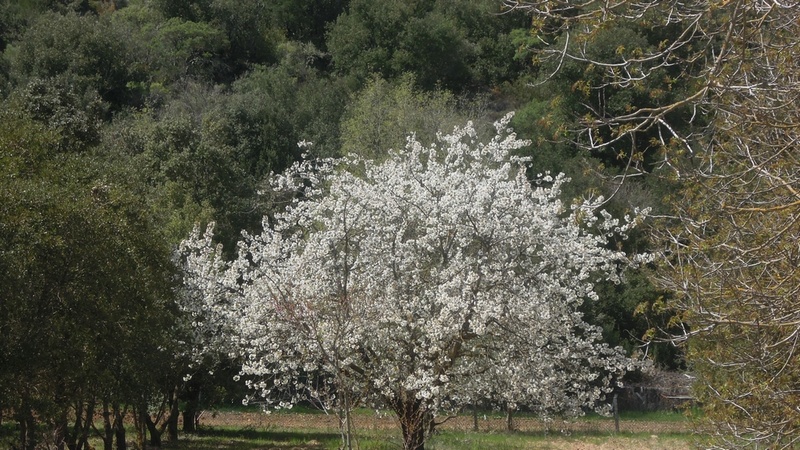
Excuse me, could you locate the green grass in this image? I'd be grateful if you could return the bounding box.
[1,408,699,450]
[582,408,700,422]
[151,427,697,450]
[0,426,698,450]
[161,427,342,449]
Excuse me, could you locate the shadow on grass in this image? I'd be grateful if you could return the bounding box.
[160,427,342,450]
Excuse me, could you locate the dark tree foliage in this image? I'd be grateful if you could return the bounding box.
[0,111,178,450]
[145,0,283,79]
[327,0,526,91]
[5,11,135,107]
[111,4,231,88]
[512,19,703,175]
[268,0,349,50]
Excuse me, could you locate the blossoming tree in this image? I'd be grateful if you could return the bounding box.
[180,114,645,450]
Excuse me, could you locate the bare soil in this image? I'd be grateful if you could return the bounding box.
[199,410,693,434]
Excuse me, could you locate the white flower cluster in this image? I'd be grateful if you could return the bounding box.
[179,113,645,419]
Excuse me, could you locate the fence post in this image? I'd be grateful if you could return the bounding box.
[613,393,620,433]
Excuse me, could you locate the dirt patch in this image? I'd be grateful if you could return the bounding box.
[543,436,695,450]
[199,410,694,434]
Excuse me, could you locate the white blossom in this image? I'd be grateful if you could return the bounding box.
[180,113,646,447]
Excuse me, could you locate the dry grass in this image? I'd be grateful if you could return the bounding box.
[200,409,694,434]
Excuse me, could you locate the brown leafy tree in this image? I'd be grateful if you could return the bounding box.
[504,1,800,447]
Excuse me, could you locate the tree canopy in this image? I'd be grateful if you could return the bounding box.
[179,116,646,450]
[505,0,800,446]
[0,111,178,450]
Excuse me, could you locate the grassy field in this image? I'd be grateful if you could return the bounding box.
[163,427,699,450]
[0,408,703,449]
[154,408,703,450]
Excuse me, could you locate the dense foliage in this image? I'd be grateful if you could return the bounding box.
[0,112,179,450]
[179,116,646,450]
[0,0,705,448]
[506,0,800,447]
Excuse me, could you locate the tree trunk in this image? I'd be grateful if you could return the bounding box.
[132,406,145,450]
[113,406,127,450]
[102,400,114,450]
[392,394,426,450]
[55,407,69,450]
[67,400,83,450]
[182,379,201,433]
[167,385,180,442]
[337,406,354,450]
[506,406,514,432]
[400,418,425,450]
[18,407,37,450]
[76,398,95,450]
[144,414,163,448]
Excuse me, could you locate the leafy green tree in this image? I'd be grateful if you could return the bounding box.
[152,17,229,83]
[327,0,524,91]
[141,0,282,77]
[146,0,348,53]
[209,45,350,167]
[340,75,478,161]
[146,0,210,22]
[212,3,276,72]
[6,76,106,152]
[426,0,528,86]
[97,95,245,247]
[266,0,348,50]
[0,0,104,52]
[1,9,147,152]
[112,4,230,87]
[0,0,41,52]
[98,51,349,249]
[0,111,178,450]
[4,11,135,106]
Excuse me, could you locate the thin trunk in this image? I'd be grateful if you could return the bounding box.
[67,400,81,450]
[102,400,114,450]
[113,406,127,450]
[18,407,37,450]
[338,394,354,450]
[400,417,425,450]
[55,407,69,450]
[77,398,95,450]
[55,383,70,450]
[167,385,179,442]
[424,411,435,437]
[472,405,479,432]
[132,405,146,450]
[138,387,178,448]
[505,406,514,432]
[181,409,199,433]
